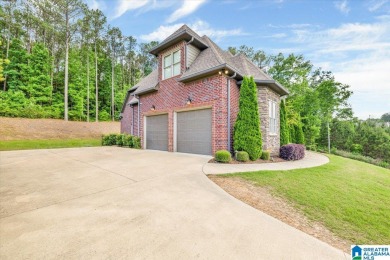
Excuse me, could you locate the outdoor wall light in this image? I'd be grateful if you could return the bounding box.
[224,69,229,74]
[151,105,155,111]
[186,96,192,105]
[218,71,222,75]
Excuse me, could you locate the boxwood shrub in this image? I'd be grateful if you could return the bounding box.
[279,144,305,161]
[261,151,270,160]
[116,134,124,146]
[236,151,249,162]
[215,150,231,163]
[102,134,141,149]
[132,137,141,149]
[102,133,118,146]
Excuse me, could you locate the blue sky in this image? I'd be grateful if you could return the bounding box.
[85,0,390,119]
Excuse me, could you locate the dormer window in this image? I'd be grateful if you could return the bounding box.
[163,50,181,79]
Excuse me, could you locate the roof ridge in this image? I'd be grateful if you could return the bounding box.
[240,53,272,80]
[203,36,226,64]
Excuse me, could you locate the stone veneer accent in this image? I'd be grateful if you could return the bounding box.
[258,86,281,155]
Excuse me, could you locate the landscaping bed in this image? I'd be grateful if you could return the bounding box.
[208,156,286,164]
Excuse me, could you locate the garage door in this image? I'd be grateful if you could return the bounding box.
[177,108,212,155]
[146,114,168,151]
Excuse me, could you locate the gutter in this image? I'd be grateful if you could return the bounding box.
[135,95,141,137]
[178,63,243,83]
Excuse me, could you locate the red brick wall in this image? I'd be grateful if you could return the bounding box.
[121,98,139,136]
[139,74,228,154]
[229,78,240,152]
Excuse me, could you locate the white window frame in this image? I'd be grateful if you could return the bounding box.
[163,50,181,80]
[269,100,277,135]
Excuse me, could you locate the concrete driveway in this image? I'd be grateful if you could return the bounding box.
[0,147,348,259]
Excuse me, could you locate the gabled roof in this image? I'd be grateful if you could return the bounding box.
[149,25,208,56]
[133,69,159,95]
[178,36,289,96]
[128,24,288,97]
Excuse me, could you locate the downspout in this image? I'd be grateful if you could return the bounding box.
[227,72,237,153]
[130,104,134,135]
[185,37,194,69]
[135,95,140,137]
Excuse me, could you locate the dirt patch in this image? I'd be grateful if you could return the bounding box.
[0,117,120,140]
[208,175,351,253]
[209,156,286,164]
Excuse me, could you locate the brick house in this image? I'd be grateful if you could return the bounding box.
[120,25,289,156]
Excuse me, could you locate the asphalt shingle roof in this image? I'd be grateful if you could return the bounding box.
[133,69,159,95]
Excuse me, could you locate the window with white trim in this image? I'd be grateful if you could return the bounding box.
[269,100,277,134]
[163,50,181,79]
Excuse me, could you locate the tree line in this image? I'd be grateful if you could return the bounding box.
[0,0,158,121]
[228,45,389,162]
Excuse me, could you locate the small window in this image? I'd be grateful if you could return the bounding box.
[269,100,277,134]
[163,50,181,79]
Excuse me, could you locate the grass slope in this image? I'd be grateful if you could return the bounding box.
[0,139,101,151]
[225,154,390,245]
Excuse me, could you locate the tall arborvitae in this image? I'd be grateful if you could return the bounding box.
[234,76,262,160]
[280,99,289,145]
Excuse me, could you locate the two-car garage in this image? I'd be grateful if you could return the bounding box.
[145,108,212,155]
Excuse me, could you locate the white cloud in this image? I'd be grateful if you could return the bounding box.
[140,20,244,42]
[166,0,207,23]
[368,0,389,12]
[267,16,390,119]
[85,0,106,10]
[263,33,287,38]
[334,0,350,14]
[113,0,150,19]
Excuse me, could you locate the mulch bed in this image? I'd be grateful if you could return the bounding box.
[209,156,286,164]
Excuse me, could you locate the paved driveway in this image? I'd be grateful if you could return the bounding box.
[0,147,348,259]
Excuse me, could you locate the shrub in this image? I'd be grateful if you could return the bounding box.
[102,134,118,146]
[350,144,363,154]
[261,151,270,160]
[280,144,305,161]
[132,137,141,149]
[236,151,249,162]
[215,150,231,163]
[116,134,124,146]
[122,134,133,147]
[233,76,262,160]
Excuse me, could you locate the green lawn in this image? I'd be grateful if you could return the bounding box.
[223,154,390,245]
[0,138,101,151]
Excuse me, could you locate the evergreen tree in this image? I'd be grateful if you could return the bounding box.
[280,99,289,145]
[4,39,30,94]
[296,123,305,144]
[28,43,52,106]
[234,76,262,160]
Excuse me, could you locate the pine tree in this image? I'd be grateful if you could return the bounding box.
[28,43,52,106]
[233,76,262,160]
[280,99,289,145]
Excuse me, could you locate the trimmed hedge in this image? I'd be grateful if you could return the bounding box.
[215,150,231,163]
[102,134,141,149]
[261,151,270,160]
[236,151,249,162]
[280,144,305,161]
